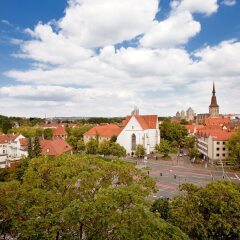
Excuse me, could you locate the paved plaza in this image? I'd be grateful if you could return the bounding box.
[133,155,240,198]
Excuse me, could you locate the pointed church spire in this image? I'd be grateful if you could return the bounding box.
[212,81,216,95]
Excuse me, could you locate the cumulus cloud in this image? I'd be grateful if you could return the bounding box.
[221,0,236,6]
[140,11,201,48]
[2,0,240,117]
[171,0,218,15]
[58,0,158,48]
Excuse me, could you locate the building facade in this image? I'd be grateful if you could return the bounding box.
[117,115,160,155]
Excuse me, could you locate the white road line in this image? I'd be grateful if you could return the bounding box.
[234,173,240,181]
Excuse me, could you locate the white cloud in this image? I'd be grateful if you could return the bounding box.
[2,0,240,117]
[171,0,218,16]
[58,0,158,48]
[222,0,236,6]
[140,11,201,48]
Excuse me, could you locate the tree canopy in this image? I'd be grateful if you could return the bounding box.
[160,119,188,144]
[168,181,240,240]
[0,155,188,239]
[227,127,240,167]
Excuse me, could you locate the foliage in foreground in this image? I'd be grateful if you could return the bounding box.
[168,182,240,240]
[0,155,188,240]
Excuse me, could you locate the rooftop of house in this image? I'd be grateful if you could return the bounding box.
[205,117,230,126]
[197,129,235,141]
[53,125,68,136]
[84,124,121,137]
[40,139,72,156]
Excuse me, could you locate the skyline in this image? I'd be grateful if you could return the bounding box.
[0,0,240,117]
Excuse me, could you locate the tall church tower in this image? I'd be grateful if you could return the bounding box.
[209,82,219,118]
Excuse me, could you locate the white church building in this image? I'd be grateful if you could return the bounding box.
[117,111,160,155]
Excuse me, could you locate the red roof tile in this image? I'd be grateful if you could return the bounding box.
[184,125,205,133]
[84,124,121,137]
[40,139,72,156]
[53,125,68,137]
[122,115,158,130]
[205,117,230,126]
[197,129,234,141]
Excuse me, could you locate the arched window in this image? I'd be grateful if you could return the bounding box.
[131,134,136,150]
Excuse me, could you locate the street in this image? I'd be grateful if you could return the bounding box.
[130,155,240,198]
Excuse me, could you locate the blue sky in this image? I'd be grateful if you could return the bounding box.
[0,0,240,117]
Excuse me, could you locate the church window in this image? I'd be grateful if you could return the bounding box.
[131,134,136,150]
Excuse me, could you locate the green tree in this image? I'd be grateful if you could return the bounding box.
[184,135,195,149]
[27,138,33,159]
[151,198,170,221]
[160,119,188,144]
[33,137,41,157]
[169,182,240,240]
[180,119,188,125]
[98,139,111,156]
[110,135,117,143]
[0,155,189,239]
[155,140,173,158]
[227,128,240,167]
[2,119,12,134]
[77,139,85,153]
[86,138,98,154]
[110,142,126,157]
[189,148,200,160]
[135,144,145,158]
[43,128,53,140]
[66,136,78,150]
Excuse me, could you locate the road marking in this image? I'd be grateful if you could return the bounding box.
[235,174,240,181]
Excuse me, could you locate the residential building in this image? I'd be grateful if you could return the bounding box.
[53,125,68,139]
[196,129,234,164]
[0,134,28,168]
[83,124,121,143]
[40,139,73,156]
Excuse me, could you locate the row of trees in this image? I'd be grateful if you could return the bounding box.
[84,138,126,157]
[0,155,188,239]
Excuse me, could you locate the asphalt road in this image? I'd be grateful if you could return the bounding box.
[131,155,240,198]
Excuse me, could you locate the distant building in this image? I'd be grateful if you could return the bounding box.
[0,134,28,168]
[186,107,195,121]
[176,111,181,120]
[196,113,210,125]
[40,139,72,156]
[83,124,121,143]
[180,110,185,120]
[209,82,220,118]
[53,125,68,140]
[131,106,140,116]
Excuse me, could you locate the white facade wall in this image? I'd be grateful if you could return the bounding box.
[117,116,160,155]
[196,136,228,164]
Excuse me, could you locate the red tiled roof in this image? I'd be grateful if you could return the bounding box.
[205,117,230,126]
[184,125,205,133]
[40,139,72,156]
[0,134,21,144]
[198,129,234,141]
[53,125,68,136]
[122,115,158,130]
[84,124,121,137]
[19,138,28,146]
